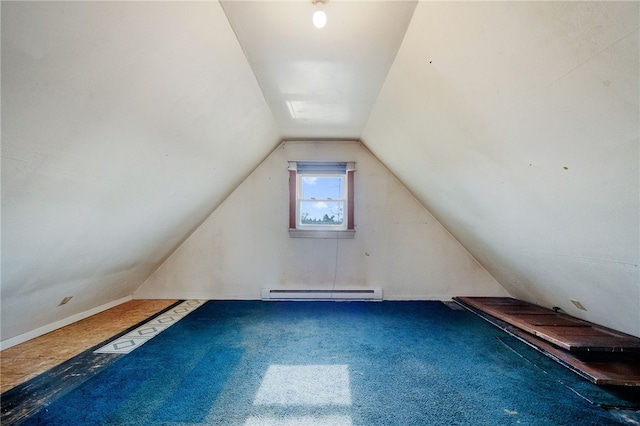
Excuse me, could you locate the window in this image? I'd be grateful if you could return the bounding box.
[299,172,345,229]
[289,161,355,238]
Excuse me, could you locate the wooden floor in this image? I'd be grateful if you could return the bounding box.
[0,299,178,394]
[454,296,640,386]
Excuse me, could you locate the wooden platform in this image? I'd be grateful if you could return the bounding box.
[453,297,640,386]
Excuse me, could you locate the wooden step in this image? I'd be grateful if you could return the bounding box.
[453,296,640,386]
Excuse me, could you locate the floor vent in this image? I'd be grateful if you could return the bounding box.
[261,288,382,301]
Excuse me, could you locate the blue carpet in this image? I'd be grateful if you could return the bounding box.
[19,301,638,425]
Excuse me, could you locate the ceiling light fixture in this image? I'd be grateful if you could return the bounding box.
[312,0,327,29]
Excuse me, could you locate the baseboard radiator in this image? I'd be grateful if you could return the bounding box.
[261,288,382,301]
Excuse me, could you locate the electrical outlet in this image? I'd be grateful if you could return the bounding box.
[570,299,587,311]
[58,296,73,306]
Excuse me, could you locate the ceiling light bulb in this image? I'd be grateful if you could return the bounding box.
[313,10,327,28]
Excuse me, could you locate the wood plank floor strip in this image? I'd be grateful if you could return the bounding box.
[455,297,640,352]
[453,296,640,387]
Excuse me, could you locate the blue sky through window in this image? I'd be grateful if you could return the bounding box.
[300,176,344,224]
[302,177,343,199]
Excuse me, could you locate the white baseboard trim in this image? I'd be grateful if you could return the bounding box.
[261,287,382,301]
[0,295,133,351]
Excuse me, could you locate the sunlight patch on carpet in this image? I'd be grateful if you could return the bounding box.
[254,365,351,406]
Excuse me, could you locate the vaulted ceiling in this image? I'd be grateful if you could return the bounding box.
[220,0,417,138]
[2,1,638,343]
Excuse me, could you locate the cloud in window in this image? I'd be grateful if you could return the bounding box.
[312,202,328,209]
[302,177,318,185]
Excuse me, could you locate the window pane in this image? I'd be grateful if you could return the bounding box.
[300,201,344,225]
[301,177,343,200]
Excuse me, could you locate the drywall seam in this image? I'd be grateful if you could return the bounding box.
[218,0,276,130]
[138,138,282,281]
[133,139,287,295]
[359,139,510,296]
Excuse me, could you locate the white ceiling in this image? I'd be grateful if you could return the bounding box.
[1,1,638,342]
[221,0,417,139]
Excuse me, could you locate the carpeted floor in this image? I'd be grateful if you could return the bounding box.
[10,301,640,425]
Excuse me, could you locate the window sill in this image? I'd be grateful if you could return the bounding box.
[289,229,355,239]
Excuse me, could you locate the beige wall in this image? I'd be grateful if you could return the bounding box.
[362,1,640,337]
[1,1,279,343]
[135,141,508,300]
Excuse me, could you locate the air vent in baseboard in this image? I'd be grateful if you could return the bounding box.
[261,288,382,301]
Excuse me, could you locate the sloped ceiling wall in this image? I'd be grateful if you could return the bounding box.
[1,1,279,340]
[362,1,640,336]
[2,0,639,344]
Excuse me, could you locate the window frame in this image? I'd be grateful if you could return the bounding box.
[297,173,347,231]
[288,161,355,239]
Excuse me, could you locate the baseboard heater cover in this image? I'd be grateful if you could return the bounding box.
[261,288,382,301]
